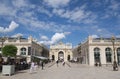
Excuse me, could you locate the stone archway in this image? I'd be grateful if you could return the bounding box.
[58,51,64,61]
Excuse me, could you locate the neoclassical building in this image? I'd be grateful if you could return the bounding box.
[0,36,49,63]
[80,36,120,66]
[50,42,73,61]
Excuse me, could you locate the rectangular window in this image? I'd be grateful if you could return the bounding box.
[28,47,31,55]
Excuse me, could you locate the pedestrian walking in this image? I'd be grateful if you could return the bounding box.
[56,60,59,67]
[34,62,38,71]
[41,61,44,70]
[62,61,65,66]
[30,61,35,73]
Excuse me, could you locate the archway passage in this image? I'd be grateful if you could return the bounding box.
[58,51,64,62]
[67,55,70,61]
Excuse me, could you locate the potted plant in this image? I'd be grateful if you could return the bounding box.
[2,45,17,76]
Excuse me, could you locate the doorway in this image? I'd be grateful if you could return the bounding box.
[58,51,64,62]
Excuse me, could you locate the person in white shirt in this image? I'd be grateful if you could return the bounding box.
[30,61,35,73]
[34,62,38,71]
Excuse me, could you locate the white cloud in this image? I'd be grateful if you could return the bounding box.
[17,13,77,32]
[116,35,120,38]
[21,11,34,18]
[53,6,97,24]
[64,32,71,35]
[41,35,49,40]
[40,32,71,45]
[91,35,99,38]
[12,0,28,8]
[37,6,52,17]
[0,21,19,33]
[51,33,65,43]
[12,33,23,38]
[103,0,120,19]
[0,3,16,16]
[0,27,4,32]
[97,29,102,32]
[53,9,65,15]
[109,0,120,11]
[0,0,112,39]
[83,25,112,37]
[44,0,70,8]
[101,14,110,19]
[0,0,84,33]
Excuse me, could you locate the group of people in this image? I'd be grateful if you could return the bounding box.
[95,62,101,67]
[56,60,66,67]
[30,61,44,73]
[30,60,66,73]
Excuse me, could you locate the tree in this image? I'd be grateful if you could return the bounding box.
[2,45,17,57]
[2,45,17,64]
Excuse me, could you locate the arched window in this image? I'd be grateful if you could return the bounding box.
[105,48,112,63]
[94,47,100,63]
[117,48,120,65]
[20,47,26,55]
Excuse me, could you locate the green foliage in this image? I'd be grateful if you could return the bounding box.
[2,45,17,57]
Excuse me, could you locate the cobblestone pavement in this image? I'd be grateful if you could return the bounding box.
[0,62,120,79]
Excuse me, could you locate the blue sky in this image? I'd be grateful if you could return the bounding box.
[0,0,120,47]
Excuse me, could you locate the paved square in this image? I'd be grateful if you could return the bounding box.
[0,62,120,79]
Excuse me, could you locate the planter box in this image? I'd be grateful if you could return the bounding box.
[2,65,15,76]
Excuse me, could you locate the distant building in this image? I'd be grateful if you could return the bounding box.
[72,45,82,63]
[0,36,49,63]
[50,42,73,61]
[80,36,120,66]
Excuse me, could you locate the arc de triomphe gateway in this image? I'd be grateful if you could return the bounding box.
[50,42,73,61]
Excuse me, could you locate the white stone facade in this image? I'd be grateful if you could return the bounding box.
[50,42,73,61]
[80,36,120,66]
[0,36,49,63]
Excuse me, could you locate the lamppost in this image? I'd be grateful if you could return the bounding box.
[0,37,5,55]
[111,36,118,71]
[1,37,5,48]
[0,37,6,65]
[0,37,7,57]
[77,44,82,63]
